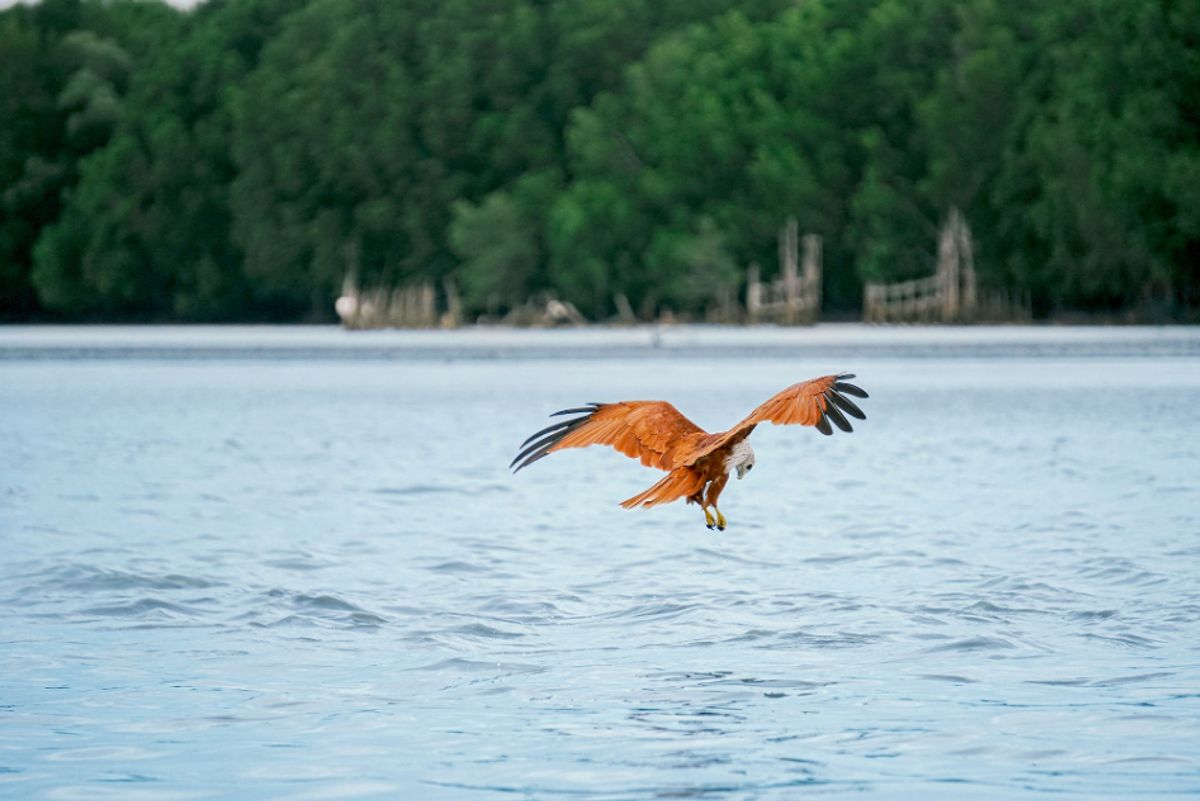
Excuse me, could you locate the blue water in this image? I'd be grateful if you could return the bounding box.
[2,325,1199,800]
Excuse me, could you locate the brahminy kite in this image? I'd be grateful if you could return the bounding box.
[512,373,868,530]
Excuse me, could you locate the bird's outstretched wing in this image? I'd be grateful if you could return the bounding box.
[511,401,708,473]
[681,373,868,465]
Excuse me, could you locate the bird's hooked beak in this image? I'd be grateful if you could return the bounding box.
[736,464,749,480]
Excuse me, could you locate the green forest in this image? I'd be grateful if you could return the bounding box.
[2,0,1197,323]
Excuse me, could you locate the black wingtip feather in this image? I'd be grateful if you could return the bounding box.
[511,424,580,471]
[521,419,573,448]
[815,415,833,436]
[510,430,566,469]
[823,395,853,432]
[550,406,596,417]
[514,450,552,472]
[512,405,600,472]
[828,391,866,420]
[834,381,869,399]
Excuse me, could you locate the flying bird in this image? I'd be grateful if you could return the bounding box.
[511,373,868,530]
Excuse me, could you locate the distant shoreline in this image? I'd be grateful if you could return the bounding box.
[2,323,1197,362]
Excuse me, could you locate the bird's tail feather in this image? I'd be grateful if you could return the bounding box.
[620,467,704,509]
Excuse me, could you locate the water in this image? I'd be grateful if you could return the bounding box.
[2,325,1199,800]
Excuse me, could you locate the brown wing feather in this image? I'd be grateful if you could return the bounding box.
[680,373,868,466]
[511,401,708,473]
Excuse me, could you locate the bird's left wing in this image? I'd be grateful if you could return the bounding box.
[511,401,708,473]
[681,373,868,466]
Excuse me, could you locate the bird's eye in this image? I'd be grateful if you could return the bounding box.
[746,464,753,471]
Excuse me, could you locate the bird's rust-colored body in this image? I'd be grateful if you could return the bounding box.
[512,373,868,530]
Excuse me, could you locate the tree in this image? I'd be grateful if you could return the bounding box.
[553,6,858,315]
[449,188,540,313]
[31,0,293,319]
[0,7,62,318]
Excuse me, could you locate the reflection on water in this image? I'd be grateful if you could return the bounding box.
[1,326,1199,800]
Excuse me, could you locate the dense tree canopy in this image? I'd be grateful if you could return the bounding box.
[1,0,1196,321]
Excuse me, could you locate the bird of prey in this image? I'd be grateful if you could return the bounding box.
[511,373,868,530]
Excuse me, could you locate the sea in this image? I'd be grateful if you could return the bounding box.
[1,324,1198,800]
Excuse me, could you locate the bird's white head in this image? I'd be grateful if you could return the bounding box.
[726,440,756,480]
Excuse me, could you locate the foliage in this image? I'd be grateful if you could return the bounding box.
[0,0,1196,321]
[449,189,539,312]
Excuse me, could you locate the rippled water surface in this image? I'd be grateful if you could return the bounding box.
[2,325,1199,800]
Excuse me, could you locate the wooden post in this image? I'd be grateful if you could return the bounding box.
[442,277,462,327]
[801,233,822,318]
[939,209,960,321]
[956,210,976,320]
[779,217,799,323]
[420,281,436,326]
[746,263,762,322]
[357,291,374,327]
[614,293,636,324]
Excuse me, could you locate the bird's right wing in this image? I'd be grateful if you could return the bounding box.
[511,401,708,473]
[681,373,868,466]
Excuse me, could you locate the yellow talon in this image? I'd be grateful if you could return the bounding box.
[715,509,727,531]
[703,507,716,529]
